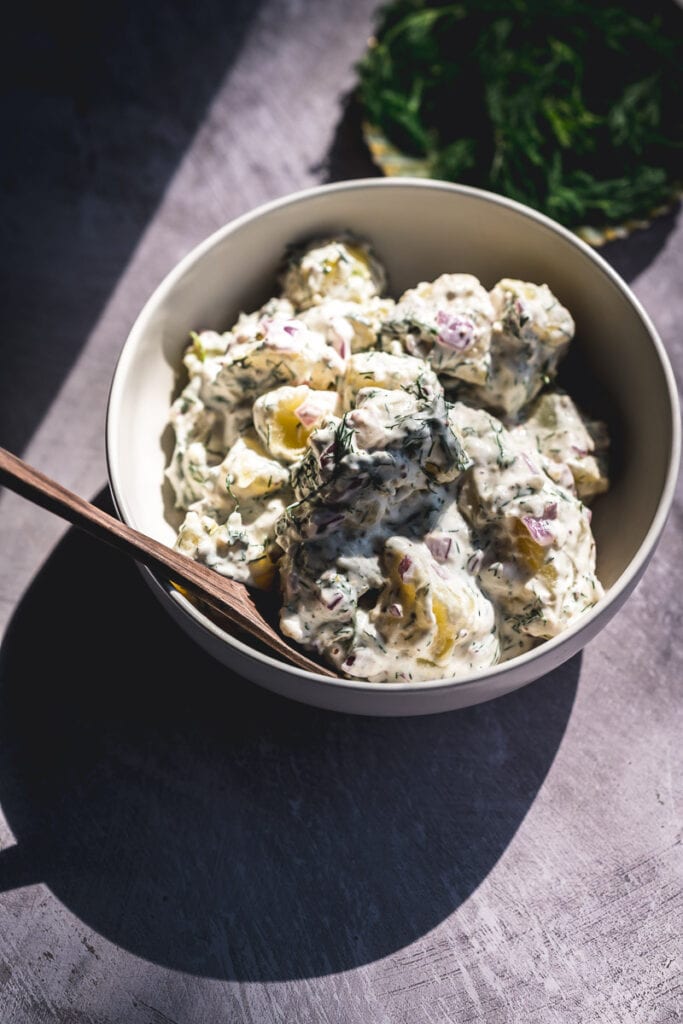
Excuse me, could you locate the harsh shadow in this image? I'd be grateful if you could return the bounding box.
[317,87,382,184]
[0,488,580,982]
[590,201,680,284]
[318,86,680,284]
[0,0,263,455]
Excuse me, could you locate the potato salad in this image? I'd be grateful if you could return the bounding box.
[165,235,609,682]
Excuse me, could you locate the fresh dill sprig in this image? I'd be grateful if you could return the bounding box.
[357,0,683,229]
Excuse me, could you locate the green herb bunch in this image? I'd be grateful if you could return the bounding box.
[357,0,683,230]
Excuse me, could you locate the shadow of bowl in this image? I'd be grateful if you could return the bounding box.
[0,491,581,981]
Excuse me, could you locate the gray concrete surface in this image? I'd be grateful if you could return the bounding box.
[0,2,681,1021]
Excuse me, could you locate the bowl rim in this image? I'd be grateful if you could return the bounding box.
[106,176,682,693]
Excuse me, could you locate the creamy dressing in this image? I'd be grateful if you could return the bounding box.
[165,236,609,681]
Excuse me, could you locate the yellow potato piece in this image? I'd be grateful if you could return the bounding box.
[271,388,312,458]
[248,553,277,590]
[431,596,457,662]
[512,519,559,584]
[254,385,341,464]
[393,558,457,664]
[344,244,371,270]
[513,519,547,574]
[223,431,289,500]
[343,352,429,409]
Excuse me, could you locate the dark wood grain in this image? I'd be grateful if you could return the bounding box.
[0,446,334,677]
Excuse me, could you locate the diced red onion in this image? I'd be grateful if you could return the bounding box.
[265,318,304,349]
[312,508,345,533]
[329,316,353,360]
[436,310,475,351]
[398,555,413,579]
[467,550,484,575]
[295,396,325,428]
[522,453,540,475]
[553,463,575,493]
[571,445,589,457]
[324,593,343,611]
[347,409,368,429]
[342,649,375,676]
[388,602,402,617]
[543,502,558,520]
[318,443,336,473]
[521,515,554,546]
[426,534,452,563]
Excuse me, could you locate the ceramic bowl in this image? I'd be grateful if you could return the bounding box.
[106,178,680,716]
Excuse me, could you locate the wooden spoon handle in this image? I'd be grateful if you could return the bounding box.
[0,446,336,677]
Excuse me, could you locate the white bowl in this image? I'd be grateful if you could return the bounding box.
[106,178,680,716]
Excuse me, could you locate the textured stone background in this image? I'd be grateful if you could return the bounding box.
[0,2,681,1021]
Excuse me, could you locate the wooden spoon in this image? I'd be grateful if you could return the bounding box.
[0,446,336,677]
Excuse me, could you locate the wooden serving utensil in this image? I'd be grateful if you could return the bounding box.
[0,446,336,677]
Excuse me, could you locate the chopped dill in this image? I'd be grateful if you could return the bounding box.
[357,0,683,230]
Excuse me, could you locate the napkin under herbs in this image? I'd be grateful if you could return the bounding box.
[357,0,683,230]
